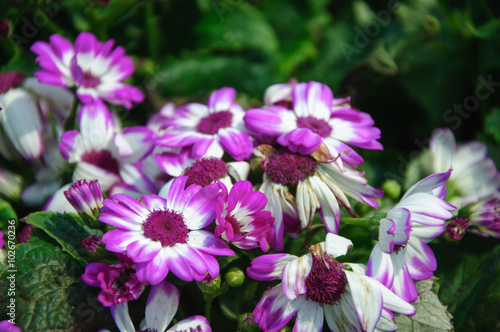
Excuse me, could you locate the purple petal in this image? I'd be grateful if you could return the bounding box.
[208,87,235,112]
[277,128,323,155]
[169,316,212,332]
[218,127,254,161]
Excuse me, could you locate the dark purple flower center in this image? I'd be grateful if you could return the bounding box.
[183,157,229,187]
[82,71,101,88]
[81,149,120,175]
[265,150,317,186]
[305,253,347,305]
[226,214,241,236]
[296,116,332,138]
[196,111,233,135]
[0,71,26,94]
[393,244,407,254]
[274,100,293,110]
[142,209,189,247]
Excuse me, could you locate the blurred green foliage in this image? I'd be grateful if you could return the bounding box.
[1,0,500,331]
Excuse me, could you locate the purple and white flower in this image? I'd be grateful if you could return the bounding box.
[156,87,254,161]
[247,233,415,332]
[367,170,455,303]
[64,179,103,215]
[31,32,144,108]
[215,180,274,252]
[82,254,145,307]
[429,128,500,207]
[468,196,500,238]
[99,176,234,285]
[59,99,155,194]
[155,145,249,191]
[103,280,211,332]
[244,81,382,166]
[255,145,382,251]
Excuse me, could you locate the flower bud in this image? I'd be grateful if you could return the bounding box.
[225,267,245,287]
[445,218,471,241]
[197,275,221,294]
[381,179,401,200]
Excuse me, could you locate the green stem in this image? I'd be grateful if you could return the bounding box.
[340,217,371,226]
[145,1,160,62]
[63,91,79,132]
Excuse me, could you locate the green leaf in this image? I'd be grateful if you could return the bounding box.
[485,107,500,143]
[395,277,453,331]
[196,2,278,53]
[0,233,113,331]
[26,212,101,266]
[0,198,17,227]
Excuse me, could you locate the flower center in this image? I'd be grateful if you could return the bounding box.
[296,116,332,138]
[183,157,229,187]
[393,244,407,254]
[142,209,189,247]
[196,111,233,135]
[81,149,120,175]
[264,150,317,186]
[305,253,347,305]
[226,214,241,236]
[82,71,101,88]
[0,71,26,94]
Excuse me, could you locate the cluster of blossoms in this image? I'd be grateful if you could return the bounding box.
[1,31,499,332]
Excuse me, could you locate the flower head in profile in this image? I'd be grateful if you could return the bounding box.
[156,87,254,161]
[214,181,274,252]
[244,81,382,166]
[367,170,455,302]
[31,32,144,108]
[247,233,415,332]
[468,196,500,238]
[102,280,211,332]
[255,145,382,251]
[99,176,234,285]
[429,128,500,207]
[64,179,103,215]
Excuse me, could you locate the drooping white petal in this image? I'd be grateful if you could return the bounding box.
[145,280,179,332]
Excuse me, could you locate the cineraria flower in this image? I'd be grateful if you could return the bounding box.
[64,179,103,215]
[247,233,415,332]
[31,31,144,108]
[214,181,274,252]
[429,128,500,207]
[155,145,249,191]
[468,196,500,238]
[0,321,21,332]
[59,99,155,193]
[82,254,145,307]
[99,176,234,285]
[244,81,382,166]
[255,145,382,251]
[445,218,471,241]
[156,87,254,161]
[367,170,455,303]
[102,280,211,332]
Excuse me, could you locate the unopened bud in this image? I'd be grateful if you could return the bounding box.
[225,267,245,287]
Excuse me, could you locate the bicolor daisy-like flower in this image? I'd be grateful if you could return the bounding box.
[429,128,500,207]
[0,321,21,332]
[256,145,382,251]
[102,280,211,332]
[247,233,415,332]
[59,99,155,193]
[99,176,234,285]
[155,145,249,191]
[82,254,145,307]
[244,81,382,166]
[214,180,274,252]
[156,87,254,161]
[64,179,103,215]
[31,32,144,108]
[367,170,455,303]
[468,196,500,238]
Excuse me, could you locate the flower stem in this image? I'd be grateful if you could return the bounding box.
[340,217,371,226]
[63,91,79,132]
